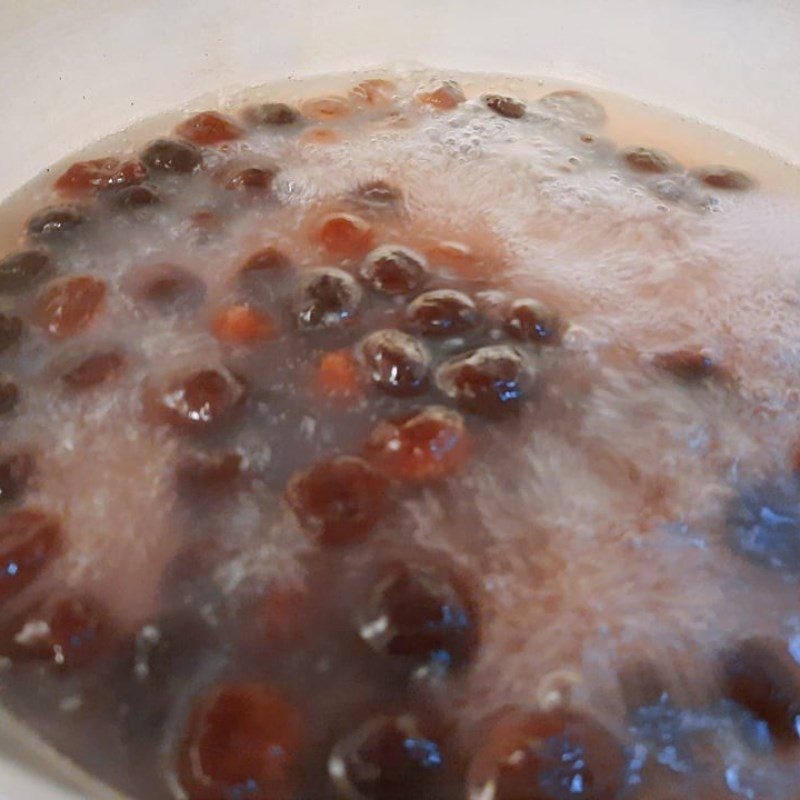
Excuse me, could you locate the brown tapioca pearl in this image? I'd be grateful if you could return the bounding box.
[242,102,301,127]
[299,127,343,146]
[211,305,277,345]
[358,558,479,672]
[26,205,87,245]
[314,350,363,404]
[55,158,148,196]
[286,455,388,547]
[260,582,316,644]
[0,595,112,669]
[652,348,722,382]
[317,213,374,258]
[467,708,626,800]
[504,298,564,345]
[435,345,533,419]
[178,683,305,800]
[0,250,56,294]
[107,182,162,210]
[174,111,244,146]
[0,314,23,352]
[622,147,679,175]
[416,80,466,110]
[176,451,243,495]
[291,267,363,331]
[329,714,445,800]
[147,368,247,433]
[690,166,754,191]
[0,509,62,601]
[299,95,352,121]
[35,276,107,339]
[131,263,207,313]
[0,453,34,505]
[364,406,470,484]
[360,246,428,296]
[618,659,670,713]
[0,380,20,415]
[406,289,481,337]
[720,636,800,745]
[424,240,478,274]
[241,246,292,276]
[223,166,276,193]
[483,94,526,119]
[141,138,202,174]
[187,209,223,243]
[358,329,430,397]
[349,78,397,108]
[352,181,403,212]
[61,351,125,390]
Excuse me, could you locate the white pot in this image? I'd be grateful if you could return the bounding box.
[0,0,798,797]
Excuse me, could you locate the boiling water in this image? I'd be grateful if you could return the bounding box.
[0,69,798,799]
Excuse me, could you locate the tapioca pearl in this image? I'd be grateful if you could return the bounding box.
[223,166,276,193]
[175,450,243,495]
[622,147,679,174]
[0,452,34,505]
[435,345,532,419]
[652,348,723,382]
[424,240,478,274]
[406,290,481,337]
[299,127,343,146]
[26,205,87,245]
[106,182,162,211]
[538,89,607,128]
[291,267,363,330]
[483,94,526,119]
[0,250,56,294]
[211,305,277,344]
[286,455,388,547]
[298,95,352,121]
[241,246,292,276]
[358,329,430,397]
[0,314,23,352]
[351,181,403,214]
[55,158,147,196]
[174,111,244,146]
[0,379,20,415]
[0,509,62,601]
[466,708,626,800]
[35,276,107,339]
[360,246,428,296]
[141,138,203,174]
[178,683,305,800]
[720,636,800,745]
[314,350,363,404]
[415,80,466,110]
[504,298,564,345]
[690,166,754,191]
[0,595,112,669]
[146,368,247,433]
[329,714,445,800]
[130,263,207,313]
[260,582,316,644]
[364,406,470,483]
[242,102,301,127]
[61,351,125,390]
[186,209,223,244]
[349,78,397,108]
[357,558,479,672]
[618,659,671,714]
[317,213,374,258]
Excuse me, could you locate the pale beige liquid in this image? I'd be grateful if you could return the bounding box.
[0,69,799,799]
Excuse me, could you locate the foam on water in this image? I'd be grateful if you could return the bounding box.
[1,68,800,797]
